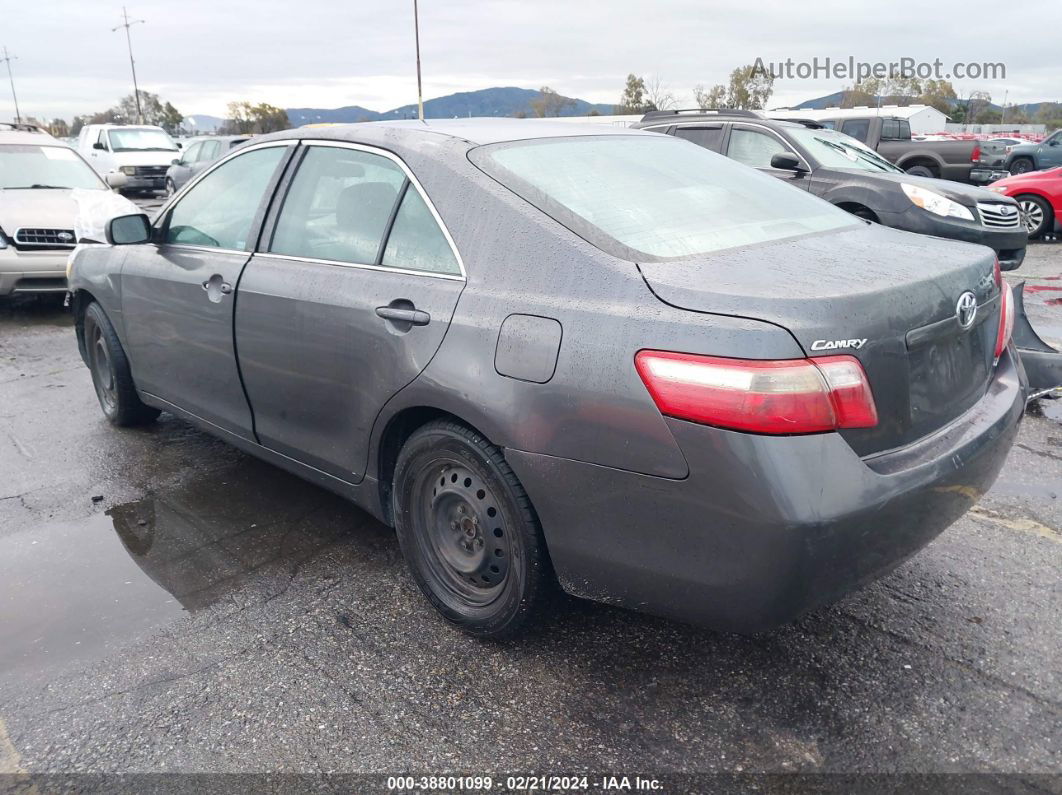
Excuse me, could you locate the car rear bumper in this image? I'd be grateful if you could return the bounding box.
[969,167,1011,185]
[0,250,70,295]
[506,348,1025,633]
[883,206,1027,269]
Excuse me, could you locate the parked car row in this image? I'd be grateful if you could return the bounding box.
[65,120,1023,637]
[634,109,1030,264]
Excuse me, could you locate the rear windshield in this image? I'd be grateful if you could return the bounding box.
[470,135,856,260]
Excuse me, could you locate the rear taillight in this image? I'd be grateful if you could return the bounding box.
[995,281,1014,359]
[971,144,981,162]
[634,351,878,435]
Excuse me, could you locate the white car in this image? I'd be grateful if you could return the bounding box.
[76,124,180,195]
[0,129,137,296]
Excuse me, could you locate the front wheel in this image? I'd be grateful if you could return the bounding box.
[84,302,160,427]
[1018,194,1053,238]
[1009,158,1035,175]
[392,420,553,638]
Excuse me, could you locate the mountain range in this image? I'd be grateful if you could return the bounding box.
[185,86,1054,132]
[789,90,1051,116]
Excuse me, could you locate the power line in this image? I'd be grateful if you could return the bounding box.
[111,6,145,123]
[0,46,21,125]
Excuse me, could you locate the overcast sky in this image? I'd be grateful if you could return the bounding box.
[3,0,1059,122]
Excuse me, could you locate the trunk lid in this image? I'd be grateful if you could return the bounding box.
[638,224,1000,456]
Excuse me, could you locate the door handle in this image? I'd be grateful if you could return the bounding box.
[202,280,232,294]
[375,305,430,326]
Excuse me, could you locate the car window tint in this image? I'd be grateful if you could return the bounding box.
[819,120,837,130]
[674,127,724,151]
[381,188,460,275]
[164,146,285,250]
[270,146,405,265]
[898,120,911,139]
[841,119,870,142]
[727,129,789,168]
[181,142,201,164]
[200,140,221,161]
[881,120,899,139]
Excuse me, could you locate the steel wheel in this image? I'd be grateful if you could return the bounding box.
[89,322,118,415]
[416,460,511,604]
[392,420,553,637]
[1010,158,1034,175]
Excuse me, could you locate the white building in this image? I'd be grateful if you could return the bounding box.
[769,104,949,135]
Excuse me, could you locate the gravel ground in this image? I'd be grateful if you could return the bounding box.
[0,239,1058,789]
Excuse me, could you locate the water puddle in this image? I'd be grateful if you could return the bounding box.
[0,460,359,684]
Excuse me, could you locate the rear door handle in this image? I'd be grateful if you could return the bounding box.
[375,306,430,326]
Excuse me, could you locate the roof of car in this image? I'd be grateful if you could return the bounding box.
[633,112,812,132]
[0,130,64,145]
[261,118,650,147]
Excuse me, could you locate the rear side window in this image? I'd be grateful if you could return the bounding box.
[471,135,855,261]
[841,119,870,142]
[270,146,405,265]
[164,145,286,250]
[674,126,724,152]
[200,140,221,161]
[382,188,461,275]
[881,120,899,139]
[727,128,790,168]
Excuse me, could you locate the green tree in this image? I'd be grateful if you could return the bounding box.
[224,101,289,134]
[530,86,575,118]
[693,83,727,109]
[918,79,957,113]
[616,74,652,114]
[724,64,774,110]
[841,78,882,108]
[47,118,70,137]
[963,91,993,124]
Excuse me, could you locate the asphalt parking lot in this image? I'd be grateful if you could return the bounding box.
[0,240,1059,784]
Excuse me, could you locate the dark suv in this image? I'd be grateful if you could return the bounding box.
[634,110,1028,270]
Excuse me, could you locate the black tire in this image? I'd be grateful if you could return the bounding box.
[1017,194,1053,238]
[1009,158,1035,175]
[392,420,552,638]
[904,164,936,178]
[83,302,160,427]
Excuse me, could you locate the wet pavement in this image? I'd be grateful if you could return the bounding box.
[0,243,1059,778]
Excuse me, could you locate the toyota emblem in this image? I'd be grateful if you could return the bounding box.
[956,291,977,329]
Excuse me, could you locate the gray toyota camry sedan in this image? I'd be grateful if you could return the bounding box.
[68,120,1025,637]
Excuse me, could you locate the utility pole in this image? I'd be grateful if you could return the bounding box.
[413,0,424,121]
[112,6,145,123]
[0,46,21,125]
[1000,89,1008,126]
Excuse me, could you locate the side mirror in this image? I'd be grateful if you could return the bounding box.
[92,141,105,151]
[171,158,181,165]
[106,214,152,245]
[176,142,183,149]
[104,171,128,189]
[771,152,807,172]
[1049,139,1060,147]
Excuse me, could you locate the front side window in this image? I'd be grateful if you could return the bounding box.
[787,127,903,174]
[200,140,221,161]
[674,126,724,151]
[727,128,791,168]
[0,144,107,190]
[271,146,405,265]
[179,142,202,164]
[108,128,177,153]
[164,145,286,249]
[471,135,856,261]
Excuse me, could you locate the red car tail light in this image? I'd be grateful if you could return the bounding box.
[634,351,878,435]
[995,281,1014,359]
[971,144,981,162]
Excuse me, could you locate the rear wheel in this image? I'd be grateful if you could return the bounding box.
[1017,194,1053,238]
[392,420,552,638]
[904,164,936,178]
[1010,158,1035,175]
[84,302,160,427]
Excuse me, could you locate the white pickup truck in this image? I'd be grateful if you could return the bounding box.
[76,124,181,195]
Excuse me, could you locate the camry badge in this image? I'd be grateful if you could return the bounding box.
[956,291,977,329]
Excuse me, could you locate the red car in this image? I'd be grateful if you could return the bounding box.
[987,167,1062,239]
